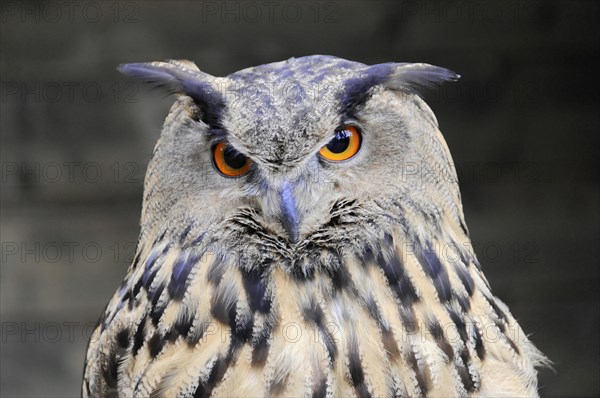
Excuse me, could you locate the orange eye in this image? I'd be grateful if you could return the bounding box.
[319,126,361,161]
[212,142,252,177]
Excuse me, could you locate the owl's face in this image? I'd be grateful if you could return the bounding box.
[124,56,461,265]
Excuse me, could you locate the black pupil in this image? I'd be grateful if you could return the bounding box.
[326,130,351,153]
[223,146,247,169]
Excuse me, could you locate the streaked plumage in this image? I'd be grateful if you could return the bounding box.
[83,55,547,397]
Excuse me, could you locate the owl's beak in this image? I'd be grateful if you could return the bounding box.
[279,180,300,242]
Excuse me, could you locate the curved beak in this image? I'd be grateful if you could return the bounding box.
[279,180,300,242]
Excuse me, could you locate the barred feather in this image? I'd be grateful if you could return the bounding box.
[84,214,544,396]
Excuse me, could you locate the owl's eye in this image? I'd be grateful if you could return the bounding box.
[212,142,252,177]
[319,126,361,161]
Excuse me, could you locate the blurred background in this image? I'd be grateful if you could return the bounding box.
[1,1,598,396]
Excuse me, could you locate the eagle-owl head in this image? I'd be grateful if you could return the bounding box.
[122,55,463,273]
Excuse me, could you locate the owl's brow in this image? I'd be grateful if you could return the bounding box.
[204,127,227,138]
[185,81,226,129]
[339,64,394,118]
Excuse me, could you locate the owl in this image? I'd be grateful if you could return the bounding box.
[83,55,547,397]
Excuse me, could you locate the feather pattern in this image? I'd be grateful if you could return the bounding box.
[83,55,547,397]
[84,206,545,396]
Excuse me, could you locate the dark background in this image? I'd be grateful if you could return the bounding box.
[1,1,598,396]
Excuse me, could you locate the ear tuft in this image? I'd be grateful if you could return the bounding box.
[118,60,218,93]
[341,62,459,116]
[384,63,460,93]
[118,60,225,127]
